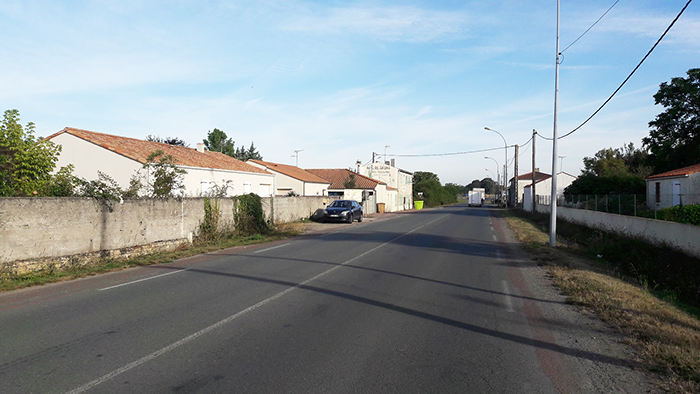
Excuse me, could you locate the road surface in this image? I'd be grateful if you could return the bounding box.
[0,204,655,393]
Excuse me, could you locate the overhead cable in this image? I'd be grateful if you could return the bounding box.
[558,0,693,140]
[560,0,620,54]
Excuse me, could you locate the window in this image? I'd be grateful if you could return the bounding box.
[655,182,661,203]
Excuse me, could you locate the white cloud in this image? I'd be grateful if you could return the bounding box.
[280,5,471,43]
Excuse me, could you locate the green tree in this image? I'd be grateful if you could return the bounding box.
[643,68,700,173]
[234,142,263,161]
[129,150,187,198]
[413,171,457,207]
[147,135,189,147]
[343,172,357,189]
[0,109,73,196]
[581,144,651,179]
[203,128,235,156]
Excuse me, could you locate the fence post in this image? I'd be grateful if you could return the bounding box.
[634,194,636,217]
[595,195,597,212]
[618,194,621,215]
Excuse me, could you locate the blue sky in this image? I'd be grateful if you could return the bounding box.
[2,1,699,185]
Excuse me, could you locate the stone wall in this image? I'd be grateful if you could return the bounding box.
[0,196,332,273]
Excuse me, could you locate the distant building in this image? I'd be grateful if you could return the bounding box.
[47,127,274,197]
[360,159,413,211]
[247,159,330,196]
[306,168,387,214]
[522,172,577,212]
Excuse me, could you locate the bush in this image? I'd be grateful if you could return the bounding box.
[654,204,700,225]
[233,193,269,236]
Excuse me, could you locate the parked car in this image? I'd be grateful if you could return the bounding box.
[323,200,363,223]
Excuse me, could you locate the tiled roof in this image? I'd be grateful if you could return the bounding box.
[647,163,700,179]
[47,128,270,175]
[516,171,551,181]
[306,169,385,189]
[249,160,330,184]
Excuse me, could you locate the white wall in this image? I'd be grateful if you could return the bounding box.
[185,167,275,197]
[646,173,700,209]
[52,133,143,187]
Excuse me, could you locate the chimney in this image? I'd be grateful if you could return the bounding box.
[391,159,395,167]
[385,161,390,166]
[196,143,205,153]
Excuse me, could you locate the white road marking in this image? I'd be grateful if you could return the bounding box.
[492,234,497,241]
[98,269,190,291]
[254,243,291,254]
[67,220,435,394]
[501,280,515,313]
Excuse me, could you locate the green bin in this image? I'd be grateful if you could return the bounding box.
[415,201,424,210]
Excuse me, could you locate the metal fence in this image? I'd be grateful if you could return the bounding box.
[555,193,700,220]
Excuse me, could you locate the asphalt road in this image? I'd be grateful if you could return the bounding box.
[0,204,656,393]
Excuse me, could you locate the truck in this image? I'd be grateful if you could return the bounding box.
[468,188,485,207]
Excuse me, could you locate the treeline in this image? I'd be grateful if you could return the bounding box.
[412,172,497,207]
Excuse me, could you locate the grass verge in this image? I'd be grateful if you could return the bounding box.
[500,209,700,393]
[0,222,305,292]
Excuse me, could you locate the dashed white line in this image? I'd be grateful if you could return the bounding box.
[254,243,291,254]
[98,269,190,291]
[501,280,515,313]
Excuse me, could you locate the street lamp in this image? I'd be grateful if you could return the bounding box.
[485,156,500,200]
[485,127,508,207]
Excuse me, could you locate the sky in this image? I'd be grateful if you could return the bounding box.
[1,0,699,186]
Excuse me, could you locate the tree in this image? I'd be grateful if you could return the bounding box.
[643,68,700,173]
[203,128,235,156]
[343,172,357,189]
[147,135,189,147]
[0,109,73,196]
[412,171,457,207]
[129,150,187,198]
[234,142,263,161]
[582,143,652,179]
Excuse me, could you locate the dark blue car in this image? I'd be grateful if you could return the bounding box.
[323,200,363,223]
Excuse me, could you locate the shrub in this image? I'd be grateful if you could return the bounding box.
[233,193,269,236]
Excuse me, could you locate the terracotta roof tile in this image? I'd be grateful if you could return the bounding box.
[516,171,551,181]
[306,169,384,189]
[647,163,700,179]
[47,128,270,175]
[249,160,330,184]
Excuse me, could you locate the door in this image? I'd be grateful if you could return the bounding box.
[673,182,681,206]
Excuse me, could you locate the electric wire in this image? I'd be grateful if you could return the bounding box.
[558,0,693,140]
[560,0,620,54]
[386,145,515,158]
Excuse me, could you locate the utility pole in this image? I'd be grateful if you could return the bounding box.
[513,145,519,208]
[549,0,561,247]
[532,129,537,213]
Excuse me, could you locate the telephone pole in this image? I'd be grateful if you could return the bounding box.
[513,145,519,207]
[532,129,537,212]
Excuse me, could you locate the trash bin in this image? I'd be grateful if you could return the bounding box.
[377,203,386,213]
[414,201,424,210]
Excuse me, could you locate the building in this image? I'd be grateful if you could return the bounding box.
[306,168,387,213]
[511,170,551,205]
[646,163,700,209]
[247,159,330,196]
[522,172,577,212]
[47,127,274,197]
[360,160,413,211]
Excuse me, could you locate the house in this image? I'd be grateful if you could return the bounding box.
[247,160,330,196]
[522,172,577,212]
[306,168,387,213]
[646,163,700,209]
[360,160,413,211]
[511,170,552,205]
[47,127,274,197]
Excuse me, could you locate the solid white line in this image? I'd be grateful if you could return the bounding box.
[253,243,291,254]
[66,221,430,394]
[501,280,515,313]
[97,269,190,291]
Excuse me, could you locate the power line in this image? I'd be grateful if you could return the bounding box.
[560,0,620,54]
[386,145,515,158]
[559,0,693,140]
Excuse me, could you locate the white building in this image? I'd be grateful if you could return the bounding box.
[47,127,275,197]
[646,163,700,209]
[522,172,577,212]
[360,160,413,211]
[247,159,330,196]
[306,168,387,213]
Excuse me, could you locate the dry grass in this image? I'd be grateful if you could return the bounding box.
[502,211,700,393]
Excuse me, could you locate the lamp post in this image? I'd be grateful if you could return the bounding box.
[485,156,500,201]
[485,127,508,207]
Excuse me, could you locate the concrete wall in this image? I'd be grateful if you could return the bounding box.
[0,195,334,271]
[534,202,700,259]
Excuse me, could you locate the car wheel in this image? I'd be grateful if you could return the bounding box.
[347,213,353,223]
[358,213,363,222]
